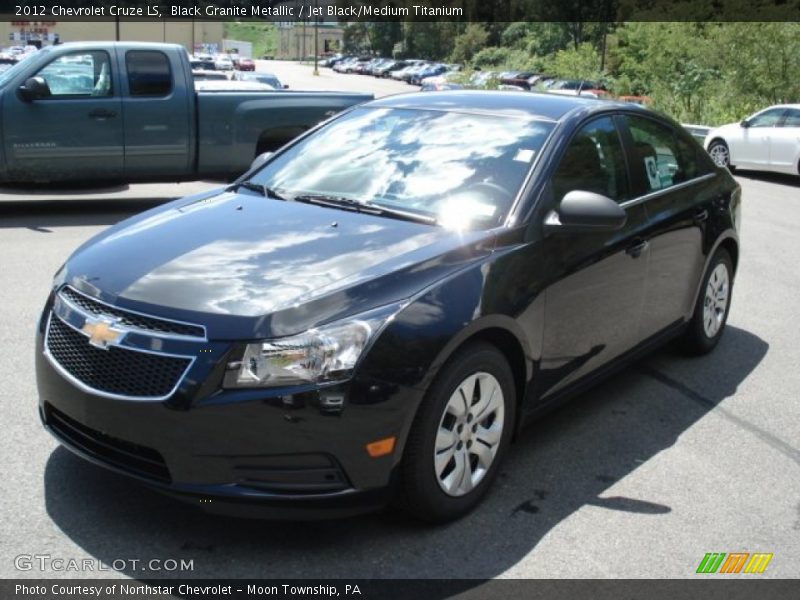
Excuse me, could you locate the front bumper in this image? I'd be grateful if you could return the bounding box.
[36,310,418,518]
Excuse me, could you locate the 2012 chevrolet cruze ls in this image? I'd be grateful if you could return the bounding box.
[36,92,741,522]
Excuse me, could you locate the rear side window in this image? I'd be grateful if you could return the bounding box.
[783,109,800,127]
[552,116,629,203]
[625,115,705,194]
[126,51,172,97]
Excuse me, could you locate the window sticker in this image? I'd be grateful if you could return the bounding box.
[514,148,535,163]
[644,156,661,190]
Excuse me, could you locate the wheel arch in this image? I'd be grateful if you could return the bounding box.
[689,232,739,314]
[415,316,534,440]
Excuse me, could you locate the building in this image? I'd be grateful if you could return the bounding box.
[276,22,343,60]
[0,20,224,53]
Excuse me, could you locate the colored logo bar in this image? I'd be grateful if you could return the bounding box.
[696,552,773,574]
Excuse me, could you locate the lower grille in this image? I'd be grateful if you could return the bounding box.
[233,454,350,494]
[46,315,191,400]
[46,404,171,483]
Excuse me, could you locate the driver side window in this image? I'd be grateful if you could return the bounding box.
[35,51,113,98]
[551,116,628,203]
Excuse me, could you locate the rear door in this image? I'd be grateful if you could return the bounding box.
[3,49,123,181]
[118,48,192,180]
[538,115,649,398]
[620,113,718,339]
[769,108,800,174]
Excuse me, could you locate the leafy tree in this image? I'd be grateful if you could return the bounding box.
[450,24,490,64]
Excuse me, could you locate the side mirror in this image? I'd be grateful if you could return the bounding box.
[283,84,289,89]
[249,151,273,171]
[544,190,627,233]
[18,76,50,101]
[740,119,750,128]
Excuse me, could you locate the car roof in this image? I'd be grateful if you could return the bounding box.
[367,90,638,122]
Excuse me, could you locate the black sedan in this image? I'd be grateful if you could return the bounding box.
[36,92,741,522]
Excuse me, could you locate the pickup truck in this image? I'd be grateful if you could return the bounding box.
[0,42,372,184]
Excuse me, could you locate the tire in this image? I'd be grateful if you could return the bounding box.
[398,341,516,523]
[682,248,734,355]
[708,139,735,172]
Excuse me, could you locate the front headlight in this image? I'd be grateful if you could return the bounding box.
[223,303,402,388]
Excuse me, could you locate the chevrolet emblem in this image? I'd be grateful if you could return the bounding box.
[81,318,124,350]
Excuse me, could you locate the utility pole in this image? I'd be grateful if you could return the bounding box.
[313,0,319,75]
[115,16,120,41]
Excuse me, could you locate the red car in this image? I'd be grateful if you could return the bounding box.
[237,58,255,72]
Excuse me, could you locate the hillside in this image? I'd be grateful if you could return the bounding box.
[224,21,278,58]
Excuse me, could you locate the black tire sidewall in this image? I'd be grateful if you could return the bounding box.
[687,249,734,353]
[400,342,516,522]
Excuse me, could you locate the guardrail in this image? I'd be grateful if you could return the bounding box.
[682,123,712,144]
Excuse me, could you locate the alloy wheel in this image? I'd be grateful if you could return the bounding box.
[709,142,730,168]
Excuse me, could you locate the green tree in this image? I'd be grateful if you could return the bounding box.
[450,24,490,64]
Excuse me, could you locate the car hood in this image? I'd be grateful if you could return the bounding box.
[61,190,496,339]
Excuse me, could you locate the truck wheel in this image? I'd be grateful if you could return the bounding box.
[682,248,734,355]
[398,342,515,523]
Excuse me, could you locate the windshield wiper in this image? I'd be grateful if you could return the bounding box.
[229,180,287,201]
[291,194,438,226]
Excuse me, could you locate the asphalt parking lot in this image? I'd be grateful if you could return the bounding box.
[0,63,798,582]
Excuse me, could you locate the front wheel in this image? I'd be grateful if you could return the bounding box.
[708,140,735,172]
[682,248,734,355]
[398,342,515,522]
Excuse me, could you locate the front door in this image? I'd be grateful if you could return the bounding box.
[3,49,123,182]
[538,115,649,399]
[736,107,786,168]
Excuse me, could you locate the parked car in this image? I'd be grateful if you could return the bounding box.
[390,60,427,81]
[36,91,741,522]
[231,70,288,89]
[0,42,371,183]
[374,60,407,77]
[191,69,229,81]
[411,64,450,86]
[236,57,256,71]
[189,56,215,71]
[704,104,800,176]
[213,54,234,71]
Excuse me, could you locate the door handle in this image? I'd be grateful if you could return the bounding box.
[626,238,649,258]
[88,108,117,119]
[694,209,709,223]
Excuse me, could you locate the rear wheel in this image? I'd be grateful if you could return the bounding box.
[682,248,734,355]
[398,342,515,522]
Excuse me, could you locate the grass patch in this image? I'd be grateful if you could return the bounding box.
[224,21,278,58]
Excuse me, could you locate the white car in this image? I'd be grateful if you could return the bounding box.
[704,104,800,176]
[213,55,234,71]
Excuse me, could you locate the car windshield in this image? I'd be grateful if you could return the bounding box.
[248,107,553,229]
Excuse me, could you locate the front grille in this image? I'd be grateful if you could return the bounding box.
[46,316,192,399]
[60,286,205,338]
[46,404,171,483]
